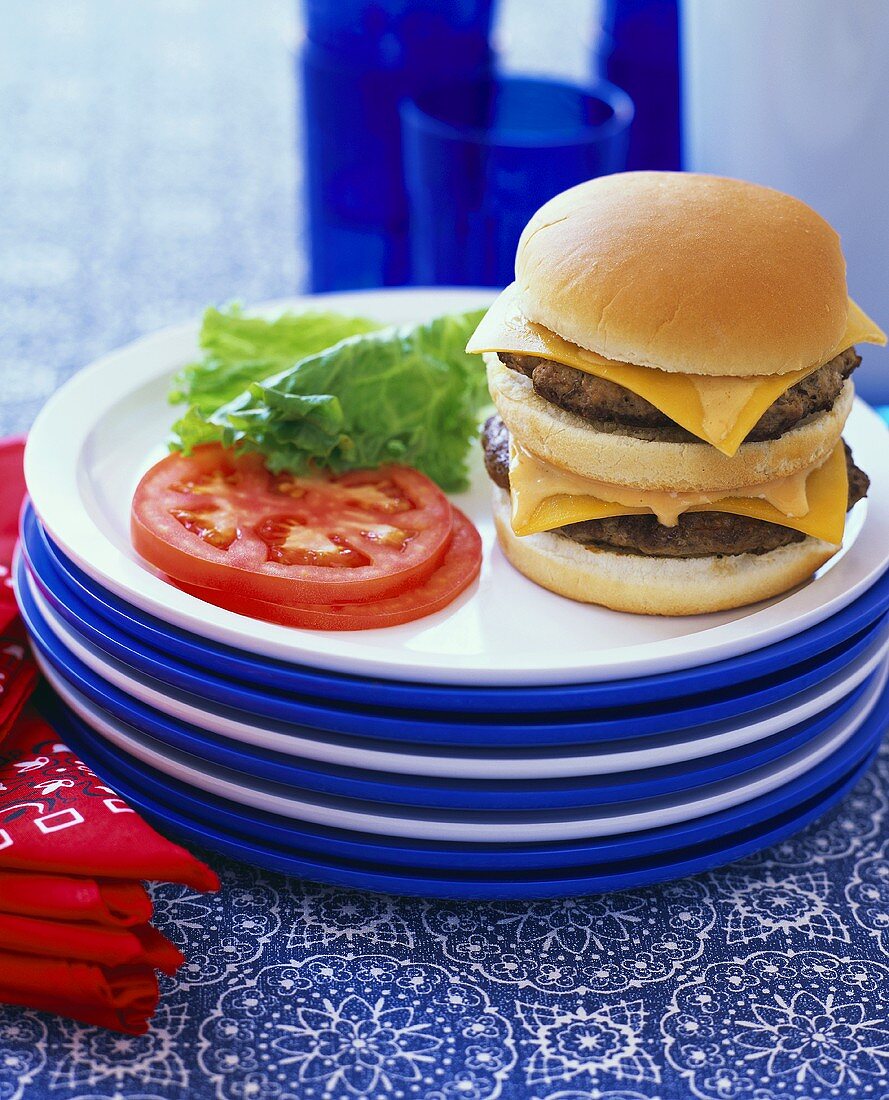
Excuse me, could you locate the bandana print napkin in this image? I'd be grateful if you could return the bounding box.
[0,636,38,749]
[0,951,158,1034]
[0,438,38,748]
[0,709,216,1032]
[0,871,150,924]
[0,870,152,925]
[0,435,219,1033]
[0,912,183,974]
[0,438,26,636]
[0,708,219,891]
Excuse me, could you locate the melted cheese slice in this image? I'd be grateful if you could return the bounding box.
[509,442,849,545]
[468,286,886,456]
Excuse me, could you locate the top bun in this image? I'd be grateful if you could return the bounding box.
[515,172,848,378]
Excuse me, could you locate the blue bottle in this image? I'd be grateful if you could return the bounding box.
[300,1,495,291]
[602,0,681,170]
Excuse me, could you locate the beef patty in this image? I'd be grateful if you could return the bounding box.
[498,346,860,443]
[482,415,869,559]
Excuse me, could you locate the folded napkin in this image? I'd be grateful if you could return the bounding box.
[0,911,183,974]
[0,712,216,1031]
[0,438,39,751]
[0,438,26,636]
[0,951,158,1033]
[0,435,219,1034]
[0,707,219,890]
[0,870,152,925]
[0,632,39,750]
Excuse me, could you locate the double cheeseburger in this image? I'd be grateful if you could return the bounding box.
[467,172,885,615]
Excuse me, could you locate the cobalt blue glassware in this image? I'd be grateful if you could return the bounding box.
[400,75,634,286]
[601,0,681,170]
[41,695,883,899]
[20,502,889,719]
[300,0,495,291]
[303,0,495,62]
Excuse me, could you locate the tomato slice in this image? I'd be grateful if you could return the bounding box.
[131,445,454,605]
[174,509,482,631]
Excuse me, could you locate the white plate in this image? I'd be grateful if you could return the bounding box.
[28,570,889,780]
[37,651,888,843]
[25,288,889,686]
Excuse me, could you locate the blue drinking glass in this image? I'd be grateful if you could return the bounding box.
[601,0,681,170]
[400,75,634,287]
[300,0,495,292]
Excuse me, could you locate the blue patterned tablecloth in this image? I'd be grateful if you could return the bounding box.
[3,3,889,1098]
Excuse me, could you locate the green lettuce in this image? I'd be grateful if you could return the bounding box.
[172,309,489,493]
[169,304,382,415]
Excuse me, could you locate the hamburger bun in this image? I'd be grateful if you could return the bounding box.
[492,488,839,616]
[486,353,853,491]
[515,172,848,378]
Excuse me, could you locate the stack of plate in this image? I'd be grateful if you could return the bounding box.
[16,290,889,899]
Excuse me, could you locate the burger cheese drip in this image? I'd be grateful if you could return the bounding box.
[508,442,849,545]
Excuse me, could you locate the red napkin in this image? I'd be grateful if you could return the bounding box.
[0,438,26,636]
[0,709,219,890]
[0,911,183,974]
[0,870,152,925]
[0,438,39,749]
[0,951,158,1033]
[0,633,39,749]
[0,435,219,1034]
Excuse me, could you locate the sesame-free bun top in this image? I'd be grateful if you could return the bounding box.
[515,172,849,378]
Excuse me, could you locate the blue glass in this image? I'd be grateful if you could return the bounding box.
[400,76,633,286]
[601,0,681,170]
[299,0,495,291]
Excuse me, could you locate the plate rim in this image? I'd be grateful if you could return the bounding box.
[35,647,888,843]
[24,569,882,807]
[20,546,889,748]
[42,696,877,897]
[24,503,889,712]
[22,555,889,782]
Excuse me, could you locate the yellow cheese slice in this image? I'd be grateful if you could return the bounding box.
[468,285,886,457]
[510,442,849,546]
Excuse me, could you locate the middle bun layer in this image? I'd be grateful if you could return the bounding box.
[486,353,854,492]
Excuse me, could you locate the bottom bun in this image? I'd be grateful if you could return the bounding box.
[492,488,839,616]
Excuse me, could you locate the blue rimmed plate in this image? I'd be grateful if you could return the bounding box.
[40,692,882,898]
[36,682,887,874]
[20,551,889,791]
[22,503,889,715]
[28,555,889,786]
[20,528,889,748]
[22,568,888,811]
[31,635,889,845]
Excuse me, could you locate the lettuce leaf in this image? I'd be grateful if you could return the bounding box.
[172,309,489,492]
[169,304,382,415]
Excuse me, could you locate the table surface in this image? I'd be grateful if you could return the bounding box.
[3,3,889,1099]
